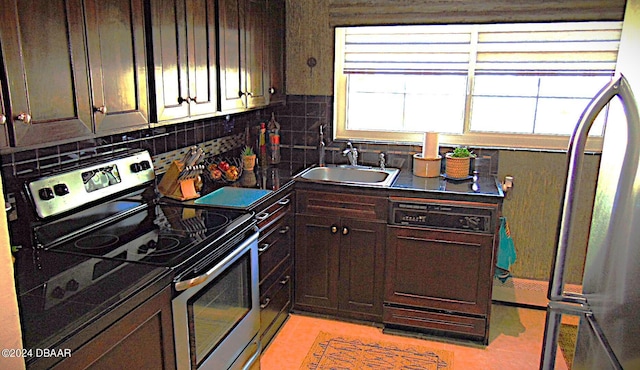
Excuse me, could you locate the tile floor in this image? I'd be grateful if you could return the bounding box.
[261,304,571,370]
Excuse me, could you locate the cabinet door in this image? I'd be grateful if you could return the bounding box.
[0,77,9,149]
[149,0,190,121]
[52,286,175,370]
[294,214,340,313]
[244,0,268,108]
[184,0,218,117]
[85,0,149,134]
[266,0,285,104]
[0,0,93,147]
[218,0,245,112]
[385,226,495,316]
[339,218,386,321]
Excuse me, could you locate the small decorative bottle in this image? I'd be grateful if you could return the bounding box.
[258,122,268,167]
[268,113,281,164]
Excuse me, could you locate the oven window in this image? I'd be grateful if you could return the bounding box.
[188,253,251,366]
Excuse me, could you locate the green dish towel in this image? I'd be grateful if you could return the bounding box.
[495,216,517,282]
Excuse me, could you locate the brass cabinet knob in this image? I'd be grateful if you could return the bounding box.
[93,105,107,114]
[342,227,349,235]
[331,225,338,234]
[0,114,6,125]
[269,87,276,94]
[16,112,31,124]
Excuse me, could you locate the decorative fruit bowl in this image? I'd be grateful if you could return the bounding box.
[204,157,243,183]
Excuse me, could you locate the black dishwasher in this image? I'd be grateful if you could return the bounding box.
[389,200,495,234]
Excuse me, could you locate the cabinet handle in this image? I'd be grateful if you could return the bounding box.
[260,297,271,309]
[256,211,270,221]
[279,226,290,234]
[342,227,349,235]
[16,112,31,124]
[277,198,290,206]
[0,114,6,125]
[280,275,290,285]
[258,243,270,253]
[331,225,338,234]
[93,105,107,114]
[238,91,245,98]
[177,97,196,104]
[269,87,276,94]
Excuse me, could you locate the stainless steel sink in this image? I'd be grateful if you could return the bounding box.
[299,166,400,187]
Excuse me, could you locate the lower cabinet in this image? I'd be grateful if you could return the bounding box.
[256,192,294,349]
[384,225,496,344]
[52,285,175,370]
[294,214,386,322]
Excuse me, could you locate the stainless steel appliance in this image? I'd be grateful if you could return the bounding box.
[540,74,640,369]
[12,150,260,369]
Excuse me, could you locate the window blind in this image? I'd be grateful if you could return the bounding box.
[339,22,622,75]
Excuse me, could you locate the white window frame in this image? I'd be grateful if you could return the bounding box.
[333,22,623,151]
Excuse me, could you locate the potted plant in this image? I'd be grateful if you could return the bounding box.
[241,145,257,171]
[445,147,475,179]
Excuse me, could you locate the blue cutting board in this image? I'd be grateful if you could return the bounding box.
[195,187,272,209]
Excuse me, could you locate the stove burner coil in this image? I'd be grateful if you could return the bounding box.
[74,234,120,250]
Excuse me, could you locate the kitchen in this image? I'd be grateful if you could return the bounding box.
[1,0,639,369]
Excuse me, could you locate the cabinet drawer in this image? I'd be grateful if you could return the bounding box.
[260,266,292,346]
[256,193,293,230]
[384,305,487,342]
[296,190,387,220]
[259,214,293,284]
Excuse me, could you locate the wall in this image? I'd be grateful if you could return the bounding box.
[284,0,616,283]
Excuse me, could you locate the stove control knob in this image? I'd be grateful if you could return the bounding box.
[65,279,79,292]
[140,160,151,170]
[54,184,69,196]
[38,187,55,201]
[51,286,65,299]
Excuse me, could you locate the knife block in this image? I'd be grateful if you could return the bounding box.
[157,160,200,201]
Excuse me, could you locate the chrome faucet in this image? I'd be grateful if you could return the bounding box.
[342,142,358,166]
[319,125,326,167]
[379,152,386,170]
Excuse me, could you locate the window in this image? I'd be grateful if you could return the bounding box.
[333,22,622,150]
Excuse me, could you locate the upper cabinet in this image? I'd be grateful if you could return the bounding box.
[267,0,286,104]
[147,0,219,124]
[85,0,149,135]
[219,0,269,112]
[0,76,10,149]
[0,0,149,148]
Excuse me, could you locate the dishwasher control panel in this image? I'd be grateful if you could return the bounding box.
[389,200,495,234]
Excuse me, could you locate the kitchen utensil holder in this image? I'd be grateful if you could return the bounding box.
[158,160,201,201]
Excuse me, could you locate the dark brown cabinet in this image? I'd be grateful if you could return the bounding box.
[0,0,148,148]
[51,286,175,370]
[256,191,294,349]
[219,0,278,112]
[267,0,286,104]
[294,190,386,322]
[0,76,9,149]
[384,201,499,344]
[148,0,219,123]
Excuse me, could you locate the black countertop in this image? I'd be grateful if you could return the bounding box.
[195,163,503,208]
[14,248,173,367]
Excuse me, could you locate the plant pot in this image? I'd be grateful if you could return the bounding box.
[242,154,256,171]
[445,153,473,179]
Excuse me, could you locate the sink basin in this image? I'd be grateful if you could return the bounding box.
[300,166,400,187]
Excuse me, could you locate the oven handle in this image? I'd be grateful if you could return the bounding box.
[174,232,257,292]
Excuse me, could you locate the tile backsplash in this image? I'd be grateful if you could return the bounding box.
[0,94,499,193]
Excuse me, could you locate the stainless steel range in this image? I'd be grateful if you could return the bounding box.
[12,150,260,370]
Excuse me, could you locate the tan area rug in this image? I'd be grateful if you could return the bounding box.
[558,324,578,370]
[300,331,453,370]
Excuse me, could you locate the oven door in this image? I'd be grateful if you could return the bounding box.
[172,231,260,370]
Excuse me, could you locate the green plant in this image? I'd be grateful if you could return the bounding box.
[450,147,474,158]
[242,145,255,157]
